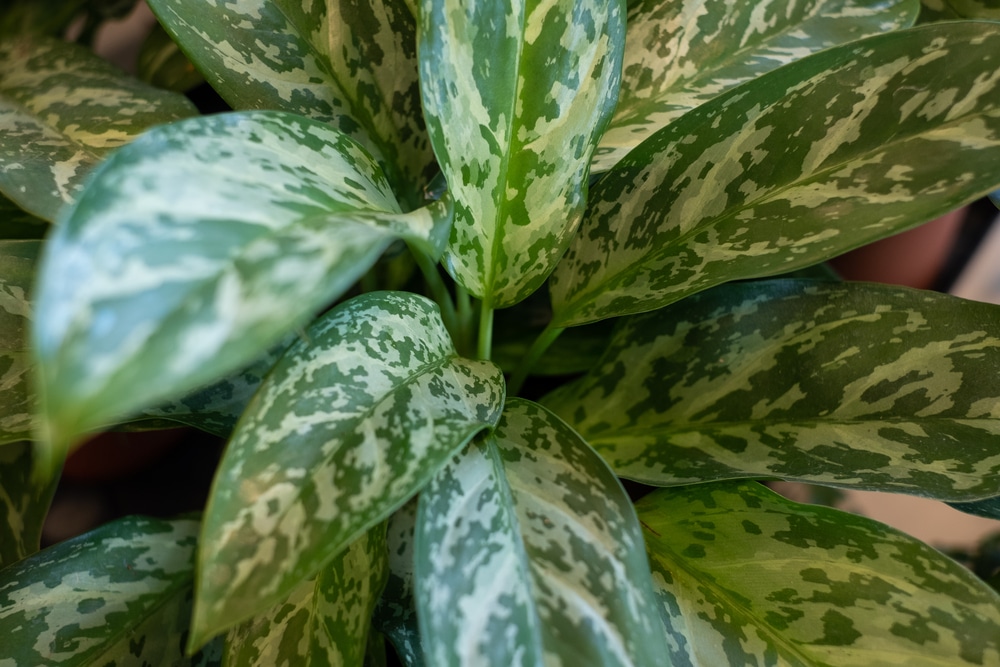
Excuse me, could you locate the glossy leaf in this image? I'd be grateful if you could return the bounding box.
[32,111,448,475]
[419,0,625,307]
[415,399,669,666]
[193,291,505,648]
[551,21,1000,327]
[147,0,434,207]
[0,35,196,221]
[638,481,1000,666]
[224,524,389,666]
[594,0,918,170]
[374,500,425,667]
[0,515,205,666]
[0,442,58,568]
[544,280,1000,500]
[0,241,37,447]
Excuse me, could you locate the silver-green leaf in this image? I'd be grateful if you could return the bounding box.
[373,500,425,667]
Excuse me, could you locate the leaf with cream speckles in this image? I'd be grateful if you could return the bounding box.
[0,442,58,568]
[32,111,450,476]
[544,280,1000,500]
[419,0,625,307]
[0,35,196,222]
[415,399,669,666]
[552,21,1000,327]
[639,481,1000,666]
[594,0,918,171]
[224,523,389,666]
[0,240,38,447]
[373,500,425,667]
[192,291,504,649]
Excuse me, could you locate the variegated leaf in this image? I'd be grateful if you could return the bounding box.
[544,280,1000,500]
[0,240,38,447]
[147,0,434,208]
[193,291,504,648]
[0,515,210,667]
[0,442,58,568]
[638,481,1000,666]
[137,21,204,93]
[551,21,1000,327]
[419,0,625,307]
[594,0,918,171]
[919,0,1000,21]
[224,523,389,666]
[32,110,448,476]
[949,495,1000,520]
[373,500,425,667]
[0,35,196,222]
[415,399,669,666]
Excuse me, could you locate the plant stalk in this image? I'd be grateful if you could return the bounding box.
[508,324,565,396]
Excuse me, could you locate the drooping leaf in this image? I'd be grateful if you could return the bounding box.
[415,399,669,666]
[0,515,209,666]
[32,111,449,475]
[373,500,425,667]
[224,523,389,666]
[192,291,504,648]
[544,280,1000,500]
[0,442,59,568]
[594,0,919,170]
[0,240,39,447]
[147,0,434,208]
[0,35,196,221]
[638,481,1000,666]
[419,0,625,308]
[551,21,1000,327]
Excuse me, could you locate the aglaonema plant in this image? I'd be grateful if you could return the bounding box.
[2,0,1000,664]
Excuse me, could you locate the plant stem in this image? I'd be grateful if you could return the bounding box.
[409,244,458,339]
[455,285,475,356]
[508,324,565,396]
[478,301,494,361]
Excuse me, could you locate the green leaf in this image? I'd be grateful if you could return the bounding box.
[415,398,669,666]
[0,35,197,221]
[419,0,625,308]
[224,523,389,666]
[551,21,1000,327]
[949,495,1000,520]
[374,500,425,667]
[0,442,58,568]
[919,0,1000,22]
[147,0,434,208]
[594,0,919,171]
[544,280,1000,500]
[0,240,39,447]
[193,291,504,648]
[638,481,1000,666]
[32,110,447,475]
[0,515,207,666]
[137,21,204,93]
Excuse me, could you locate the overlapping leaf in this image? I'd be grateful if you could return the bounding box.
[0,442,58,568]
[551,21,1000,327]
[415,399,669,666]
[0,35,196,221]
[919,0,1000,21]
[147,0,434,207]
[419,0,625,307]
[224,524,389,666]
[593,0,918,170]
[192,292,504,648]
[544,280,1000,500]
[32,110,449,475]
[0,241,37,447]
[373,501,425,667]
[639,481,1000,666]
[0,515,210,666]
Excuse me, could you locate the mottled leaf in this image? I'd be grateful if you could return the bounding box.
[594,0,918,170]
[638,481,1000,666]
[193,291,504,648]
[419,0,625,307]
[0,442,58,568]
[415,399,669,666]
[551,21,1000,327]
[32,110,448,475]
[544,280,1000,500]
[0,240,38,446]
[0,35,196,221]
[373,500,425,667]
[224,523,389,666]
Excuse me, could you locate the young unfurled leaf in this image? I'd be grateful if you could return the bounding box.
[551,21,1000,327]
[0,442,58,568]
[419,0,625,308]
[639,481,1000,666]
[544,280,1000,500]
[415,399,669,666]
[192,292,504,649]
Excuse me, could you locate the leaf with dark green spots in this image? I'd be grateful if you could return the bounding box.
[594,0,918,171]
[0,240,39,447]
[192,291,504,649]
[415,399,669,666]
[373,500,425,667]
[0,515,211,666]
[0,442,58,568]
[638,481,1000,666]
[419,0,625,308]
[223,523,389,666]
[544,280,1000,500]
[551,21,1000,327]
[0,35,196,222]
[32,111,450,477]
